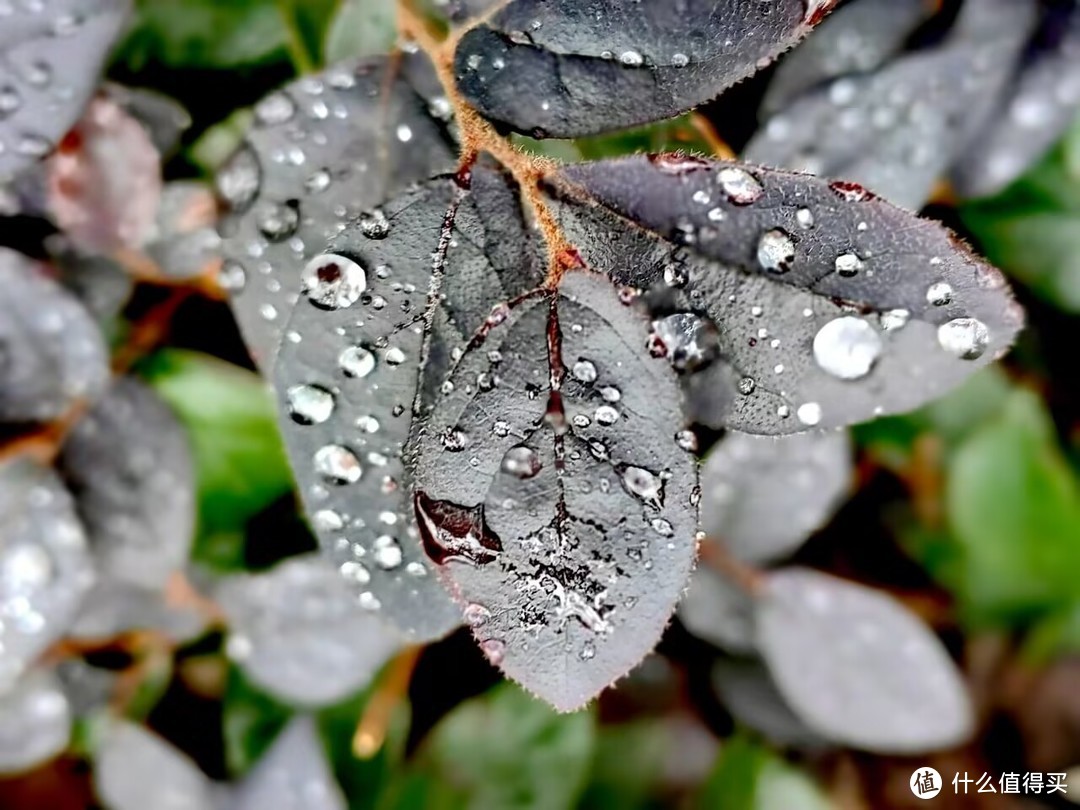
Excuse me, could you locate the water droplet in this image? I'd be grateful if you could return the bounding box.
[650,153,710,175]
[312,509,344,532]
[647,313,719,371]
[384,347,406,365]
[620,50,644,66]
[287,384,335,424]
[937,318,989,360]
[305,169,331,194]
[396,124,413,143]
[256,200,299,242]
[797,402,823,426]
[620,465,664,509]
[358,592,381,611]
[356,415,380,433]
[834,252,863,277]
[218,260,247,293]
[339,345,376,378]
[313,445,362,484]
[600,386,621,403]
[796,207,815,229]
[880,308,910,332]
[463,603,491,627]
[301,254,366,310]
[441,428,469,452]
[359,210,391,239]
[0,84,20,119]
[675,430,698,452]
[341,561,371,585]
[406,561,427,577]
[572,359,597,383]
[757,229,796,274]
[415,492,502,566]
[595,405,620,426]
[216,146,261,211]
[737,376,756,395]
[926,282,953,307]
[813,316,882,380]
[372,535,403,570]
[254,92,296,126]
[501,446,542,479]
[671,52,689,67]
[718,167,763,205]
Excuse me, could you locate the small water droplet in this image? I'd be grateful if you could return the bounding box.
[926,282,953,307]
[441,428,469,452]
[313,445,362,484]
[718,167,763,205]
[501,445,542,479]
[797,402,823,426]
[385,347,406,365]
[301,254,366,310]
[359,210,391,240]
[647,313,719,371]
[339,345,376,377]
[620,465,664,509]
[757,229,796,274]
[620,50,644,66]
[671,52,689,68]
[595,405,620,426]
[737,376,756,395]
[254,92,296,126]
[287,384,335,424]
[796,207,815,229]
[880,308,910,332]
[937,318,989,360]
[580,641,596,660]
[312,509,343,531]
[813,316,883,380]
[834,252,863,277]
[675,430,698,452]
[372,535,403,570]
[218,260,247,293]
[256,200,299,242]
[572,359,597,383]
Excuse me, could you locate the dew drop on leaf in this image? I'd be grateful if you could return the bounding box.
[313,444,362,485]
[300,254,367,310]
[937,318,990,360]
[286,384,335,425]
[812,316,883,381]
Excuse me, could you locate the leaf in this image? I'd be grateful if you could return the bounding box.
[324,0,397,63]
[276,0,339,69]
[140,350,293,547]
[760,0,929,116]
[711,658,823,748]
[678,562,756,655]
[58,378,195,589]
[548,156,1024,434]
[453,0,837,138]
[755,567,973,753]
[216,555,404,707]
[945,391,1080,625]
[412,271,698,710]
[0,0,131,183]
[701,430,852,564]
[67,580,208,644]
[698,734,831,810]
[272,167,544,641]
[116,0,290,70]
[93,720,216,810]
[144,182,222,280]
[952,9,1080,198]
[221,665,291,776]
[101,83,192,157]
[230,715,347,810]
[745,1,1037,209]
[217,54,457,373]
[403,684,596,810]
[0,459,95,694]
[0,669,72,775]
[0,248,109,424]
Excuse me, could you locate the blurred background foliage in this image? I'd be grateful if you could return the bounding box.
[4,0,1080,808]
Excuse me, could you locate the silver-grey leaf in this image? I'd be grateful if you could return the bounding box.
[701,429,852,564]
[0,458,95,694]
[755,568,974,753]
[0,247,109,423]
[711,657,825,748]
[549,156,1024,434]
[0,0,132,183]
[218,55,457,372]
[0,669,71,774]
[413,271,699,711]
[216,555,403,707]
[678,561,756,655]
[58,378,196,590]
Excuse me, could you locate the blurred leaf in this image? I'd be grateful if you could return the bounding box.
[222,665,292,776]
[946,390,1080,625]
[140,350,293,568]
[188,109,254,176]
[116,0,292,70]
[386,685,596,810]
[276,0,338,70]
[574,115,714,161]
[962,116,1080,313]
[325,0,397,63]
[697,735,830,810]
[578,721,669,810]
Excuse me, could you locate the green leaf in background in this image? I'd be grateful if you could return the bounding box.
[512,113,718,164]
[188,109,254,176]
[116,0,293,70]
[962,115,1080,313]
[385,684,596,810]
[697,735,830,810]
[275,0,339,71]
[325,0,398,63]
[222,665,292,776]
[578,721,669,810]
[946,390,1080,625]
[140,350,294,569]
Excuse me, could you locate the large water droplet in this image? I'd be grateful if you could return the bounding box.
[812,316,883,380]
[757,229,796,274]
[313,445,362,484]
[301,254,366,310]
[718,167,763,205]
[648,313,719,372]
[937,318,989,360]
[287,384,335,424]
[415,492,502,566]
[619,465,664,510]
[339,345,376,378]
[501,446,542,480]
[572,359,597,383]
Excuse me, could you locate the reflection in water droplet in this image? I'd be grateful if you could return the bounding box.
[287,384,335,424]
[301,254,366,310]
[812,316,882,381]
[313,445,362,484]
[339,345,376,378]
[937,318,990,360]
[501,446,542,479]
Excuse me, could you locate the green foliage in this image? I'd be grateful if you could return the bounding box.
[140,350,294,570]
[962,115,1080,313]
[325,0,398,63]
[222,665,292,775]
[697,735,830,810]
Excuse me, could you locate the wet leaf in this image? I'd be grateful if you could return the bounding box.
[746,0,1037,209]
[401,684,596,810]
[93,720,216,810]
[760,0,928,116]
[218,55,457,372]
[273,168,543,641]
[216,555,403,707]
[711,658,823,748]
[230,715,346,810]
[324,0,397,63]
[140,350,293,547]
[58,378,195,590]
[701,430,852,564]
[0,670,72,775]
[0,459,95,694]
[756,568,974,753]
[67,580,208,643]
[454,0,836,138]
[413,271,698,710]
[102,83,192,157]
[54,252,136,328]
[946,391,1080,625]
[145,182,222,280]
[0,248,109,424]
[0,0,131,183]
[678,562,756,655]
[549,156,1023,434]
